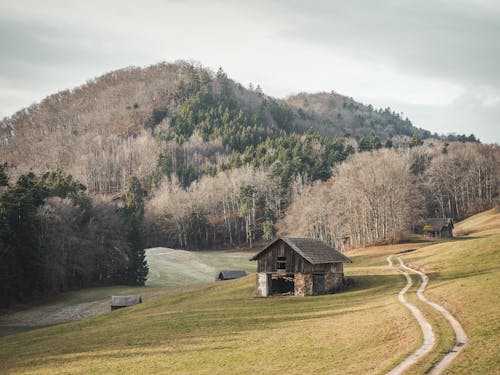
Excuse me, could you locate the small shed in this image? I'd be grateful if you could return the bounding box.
[423,218,454,237]
[110,295,142,310]
[250,237,352,297]
[217,270,247,281]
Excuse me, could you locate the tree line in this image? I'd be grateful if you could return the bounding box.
[145,167,281,249]
[278,142,499,249]
[0,168,147,307]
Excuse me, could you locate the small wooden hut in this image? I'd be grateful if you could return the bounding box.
[110,295,142,310]
[423,218,454,237]
[250,237,352,297]
[217,270,247,281]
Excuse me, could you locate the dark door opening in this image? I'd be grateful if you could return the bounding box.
[271,274,295,295]
[313,273,325,295]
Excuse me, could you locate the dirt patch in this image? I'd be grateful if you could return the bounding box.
[0,300,109,327]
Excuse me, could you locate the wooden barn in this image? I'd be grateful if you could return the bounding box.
[423,218,454,237]
[110,295,142,310]
[217,270,247,281]
[250,237,352,297]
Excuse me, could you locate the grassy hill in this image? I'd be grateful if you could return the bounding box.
[0,209,498,374]
[402,209,500,374]
[0,249,255,336]
[146,248,255,286]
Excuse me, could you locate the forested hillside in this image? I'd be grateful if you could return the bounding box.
[285,92,424,140]
[0,61,431,192]
[0,169,148,306]
[1,61,497,305]
[279,142,499,249]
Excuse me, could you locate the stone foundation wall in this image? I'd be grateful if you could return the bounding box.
[325,271,344,292]
[294,273,313,296]
[257,271,345,297]
[256,272,269,297]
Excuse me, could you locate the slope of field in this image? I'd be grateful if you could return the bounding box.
[0,285,204,337]
[146,248,255,286]
[0,249,254,336]
[0,209,498,374]
[0,251,420,374]
[401,209,500,374]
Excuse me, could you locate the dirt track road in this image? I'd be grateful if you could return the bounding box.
[387,255,468,375]
[386,255,434,375]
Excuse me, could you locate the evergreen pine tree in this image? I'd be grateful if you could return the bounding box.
[409,132,424,148]
[358,132,381,152]
[124,176,148,285]
[0,163,8,187]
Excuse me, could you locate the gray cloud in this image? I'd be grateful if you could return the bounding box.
[365,92,500,144]
[0,0,498,143]
[273,0,500,89]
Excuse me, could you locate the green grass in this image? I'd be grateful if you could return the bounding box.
[146,247,255,286]
[0,253,419,374]
[1,211,498,374]
[401,209,500,374]
[0,249,254,337]
[402,275,455,375]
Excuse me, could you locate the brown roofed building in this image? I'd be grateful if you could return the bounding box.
[250,237,352,297]
[423,218,454,237]
[110,295,142,310]
[217,270,247,280]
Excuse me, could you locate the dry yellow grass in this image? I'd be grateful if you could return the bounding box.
[1,209,498,374]
[0,256,419,374]
[401,209,500,374]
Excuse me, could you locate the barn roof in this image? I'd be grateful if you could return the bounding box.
[111,295,142,307]
[423,218,453,232]
[218,270,247,279]
[250,237,352,264]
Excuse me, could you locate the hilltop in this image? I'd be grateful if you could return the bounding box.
[284,91,422,139]
[0,61,429,192]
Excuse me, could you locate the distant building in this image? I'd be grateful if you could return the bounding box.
[217,270,247,281]
[110,295,142,310]
[250,237,352,297]
[423,218,454,237]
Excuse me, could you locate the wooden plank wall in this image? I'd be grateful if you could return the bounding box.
[256,239,344,274]
[257,240,312,273]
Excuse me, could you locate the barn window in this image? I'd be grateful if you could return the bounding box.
[277,257,286,270]
[277,245,286,271]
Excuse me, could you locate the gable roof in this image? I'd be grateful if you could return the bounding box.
[250,237,352,264]
[218,270,247,279]
[111,295,142,307]
[423,218,453,232]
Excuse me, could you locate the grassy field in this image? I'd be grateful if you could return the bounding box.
[146,248,255,286]
[0,249,421,374]
[402,209,500,374]
[0,210,498,374]
[0,248,255,336]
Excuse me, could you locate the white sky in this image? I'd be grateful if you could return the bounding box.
[0,0,499,143]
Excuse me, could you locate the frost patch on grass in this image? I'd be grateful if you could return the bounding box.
[145,248,255,287]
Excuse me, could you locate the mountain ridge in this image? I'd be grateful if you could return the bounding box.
[0,61,439,194]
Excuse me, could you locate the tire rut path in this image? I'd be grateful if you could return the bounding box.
[386,255,434,375]
[386,255,468,375]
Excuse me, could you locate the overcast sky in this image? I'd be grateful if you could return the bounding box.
[1,0,499,143]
